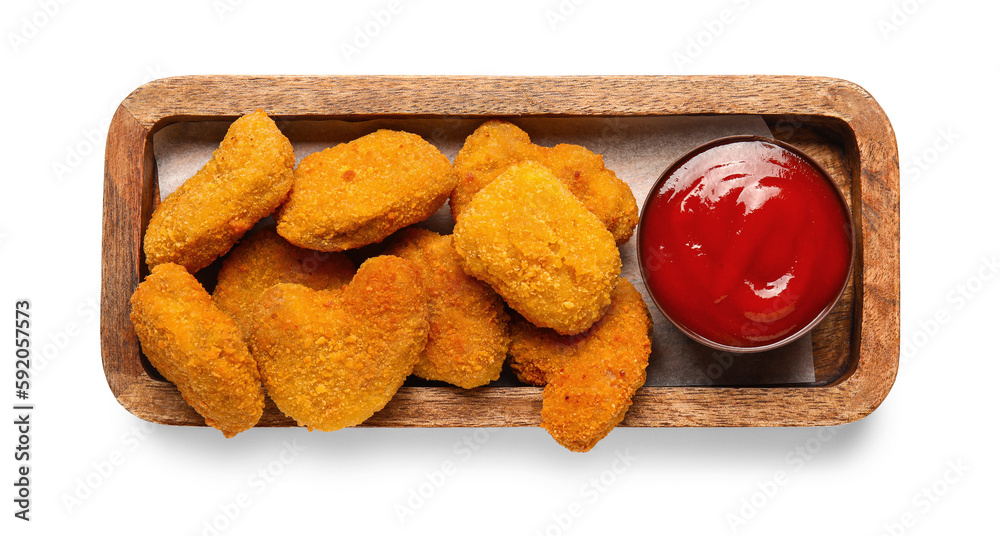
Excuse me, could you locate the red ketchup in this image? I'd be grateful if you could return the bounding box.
[638,137,853,350]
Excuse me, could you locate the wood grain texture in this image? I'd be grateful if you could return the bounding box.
[101,76,899,428]
[769,120,856,386]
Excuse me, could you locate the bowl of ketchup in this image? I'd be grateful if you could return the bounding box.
[638,135,855,352]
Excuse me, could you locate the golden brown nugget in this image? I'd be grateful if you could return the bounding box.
[449,120,536,217]
[144,110,295,272]
[130,263,264,437]
[536,144,638,245]
[509,279,652,452]
[383,228,509,389]
[453,161,622,336]
[276,130,453,251]
[449,120,638,244]
[212,227,355,343]
[250,256,429,431]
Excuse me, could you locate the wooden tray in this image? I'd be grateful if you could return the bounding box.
[101,75,899,428]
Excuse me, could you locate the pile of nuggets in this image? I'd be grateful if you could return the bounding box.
[130,112,652,452]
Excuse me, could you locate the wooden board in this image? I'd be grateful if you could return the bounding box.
[101,75,899,428]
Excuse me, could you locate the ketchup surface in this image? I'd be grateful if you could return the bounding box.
[639,138,853,349]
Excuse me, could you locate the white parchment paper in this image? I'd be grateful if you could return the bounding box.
[152,116,815,387]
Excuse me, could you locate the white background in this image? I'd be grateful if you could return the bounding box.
[2,0,996,535]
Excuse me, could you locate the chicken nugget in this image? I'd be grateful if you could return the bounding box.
[250,256,429,431]
[276,130,454,251]
[449,120,537,217]
[144,110,295,272]
[453,161,622,336]
[212,226,355,343]
[450,120,638,244]
[130,263,264,437]
[383,228,509,389]
[509,279,652,452]
[537,144,638,245]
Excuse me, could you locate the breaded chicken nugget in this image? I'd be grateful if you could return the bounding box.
[276,130,454,251]
[383,228,509,389]
[509,279,652,452]
[450,120,638,244]
[130,263,264,437]
[212,226,355,343]
[449,120,535,217]
[250,256,429,431]
[537,144,638,245]
[453,161,622,336]
[144,110,295,272]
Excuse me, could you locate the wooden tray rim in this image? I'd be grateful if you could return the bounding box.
[101,75,900,428]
